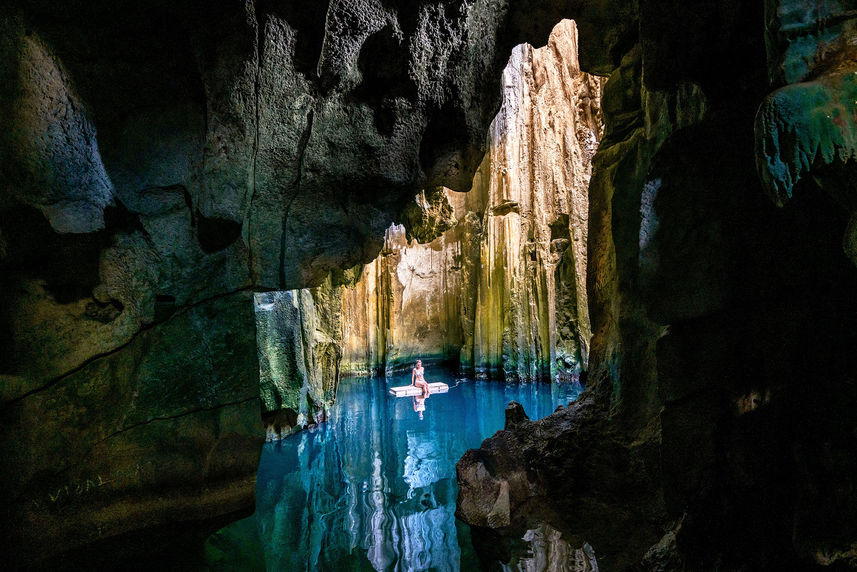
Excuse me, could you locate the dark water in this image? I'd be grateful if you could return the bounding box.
[205,371,584,571]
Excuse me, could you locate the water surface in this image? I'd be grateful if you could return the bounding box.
[206,371,584,571]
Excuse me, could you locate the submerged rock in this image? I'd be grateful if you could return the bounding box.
[504,400,530,429]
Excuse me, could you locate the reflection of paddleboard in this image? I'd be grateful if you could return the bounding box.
[389,383,449,397]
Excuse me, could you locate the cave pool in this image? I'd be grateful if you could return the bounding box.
[205,370,584,571]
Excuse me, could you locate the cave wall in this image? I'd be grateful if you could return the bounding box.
[465,20,603,380]
[254,276,344,441]
[7,0,855,567]
[458,1,857,569]
[341,222,464,375]
[340,20,604,381]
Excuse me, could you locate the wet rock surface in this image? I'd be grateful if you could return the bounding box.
[457,397,664,570]
[255,277,344,439]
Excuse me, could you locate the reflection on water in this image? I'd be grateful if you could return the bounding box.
[499,525,599,572]
[206,371,585,571]
[411,395,427,419]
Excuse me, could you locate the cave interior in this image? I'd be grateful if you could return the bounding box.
[1,0,857,570]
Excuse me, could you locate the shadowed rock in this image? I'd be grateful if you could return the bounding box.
[504,401,530,429]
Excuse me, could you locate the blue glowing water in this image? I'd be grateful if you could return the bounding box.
[206,371,584,571]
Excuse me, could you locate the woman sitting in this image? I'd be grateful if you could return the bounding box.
[411,359,431,397]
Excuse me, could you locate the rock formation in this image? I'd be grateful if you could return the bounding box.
[340,20,604,381]
[341,223,465,375]
[754,1,857,265]
[462,20,603,380]
[254,276,344,440]
[458,1,857,569]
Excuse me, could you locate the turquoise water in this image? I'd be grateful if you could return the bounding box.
[206,371,584,571]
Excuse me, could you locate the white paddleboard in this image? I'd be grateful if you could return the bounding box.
[388,382,449,397]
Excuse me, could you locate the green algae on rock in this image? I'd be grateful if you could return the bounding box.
[0,290,262,567]
[254,277,344,440]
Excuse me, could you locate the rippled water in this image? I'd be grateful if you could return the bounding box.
[206,371,584,571]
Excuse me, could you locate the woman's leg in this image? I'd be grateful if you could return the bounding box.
[416,380,429,397]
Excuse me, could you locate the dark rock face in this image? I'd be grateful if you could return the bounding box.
[2,0,855,568]
[457,396,664,570]
[457,1,857,570]
[0,291,261,567]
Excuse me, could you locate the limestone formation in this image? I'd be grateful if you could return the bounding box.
[254,277,344,440]
[399,187,458,244]
[456,396,663,569]
[1,0,856,568]
[341,223,464,375]
[463,20,603,380]
[754,1,857,269]
[458,1,857,569]
[341,20,604,381]
[0,291,261,566]
[0,17,112,234]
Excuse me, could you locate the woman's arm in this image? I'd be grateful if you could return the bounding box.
[411,368,415,385]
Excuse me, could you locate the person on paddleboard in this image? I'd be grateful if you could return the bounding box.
[411,359,431,397]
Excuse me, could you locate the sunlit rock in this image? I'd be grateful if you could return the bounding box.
[254,277,344,438]
[464,20,603,380]
[340,20,604,380]
[399,186,458,244]
[341,223,463,375]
